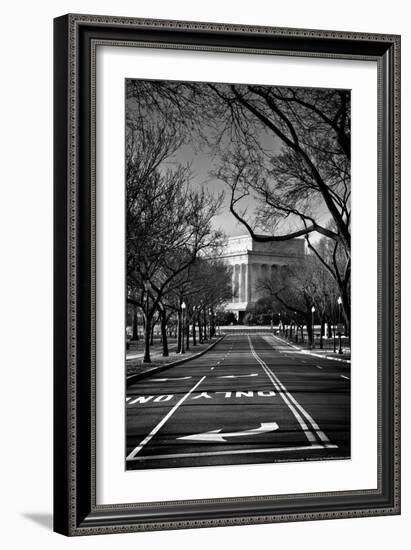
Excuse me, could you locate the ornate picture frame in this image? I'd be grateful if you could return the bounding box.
[53,14,400,536]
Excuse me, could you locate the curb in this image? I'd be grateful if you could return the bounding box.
[126,335,225,387]
[270,334,351,364]
[300,349,351,364]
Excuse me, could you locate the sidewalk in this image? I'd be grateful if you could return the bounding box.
[273,333,351,363]
[126,342,177,360]
[126,336,223,380]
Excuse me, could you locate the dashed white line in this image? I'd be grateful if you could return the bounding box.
[316,365,323,370]
[152,376,192,382]
[340,375,350,381]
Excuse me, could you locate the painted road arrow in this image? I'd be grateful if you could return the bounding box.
[217,373,258,379]
[152,376,192,382]
[177,422,279,442]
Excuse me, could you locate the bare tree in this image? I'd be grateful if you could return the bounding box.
[126,106,224,362]
[259,251,340,346]
[202,84,351,325]
[126,81,351,322]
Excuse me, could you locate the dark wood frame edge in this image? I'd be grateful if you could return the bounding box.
[53,13,401,536]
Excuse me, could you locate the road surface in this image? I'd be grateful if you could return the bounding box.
[126,334,350,470]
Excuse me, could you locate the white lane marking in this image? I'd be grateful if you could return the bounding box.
[177,422,279,442]
[218,373,258,379]
[127,444,339,461]
[340,375,350,381]
[249,336,331,445]
[210,367,215,371]
[300,349,351,364]
[264,336,351,365]
[247,336,317,444]
[126,375,206,461]
[151,376,192,382]
[316,365,323,370]
[266,365,331,444]
[265,335,300,350]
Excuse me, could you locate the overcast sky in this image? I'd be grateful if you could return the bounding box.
[166,142,257,238]
[126,80,332,242]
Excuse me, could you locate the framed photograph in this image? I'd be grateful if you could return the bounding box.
[53,14,401,536]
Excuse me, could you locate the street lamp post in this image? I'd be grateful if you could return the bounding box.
[311,306,316,349]
[337,296,343,354]
[181,301,186,354]
[192,306,197,346]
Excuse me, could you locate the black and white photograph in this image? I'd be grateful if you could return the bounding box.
[1,0,405,542]
[125,79,351,470]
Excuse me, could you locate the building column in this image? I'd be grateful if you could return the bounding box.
[234,264,240,303]
[231,265,236,302]
[238,264,242,303]
[240,264,246,302]
[251,263,261,298]
[246,262,251,303]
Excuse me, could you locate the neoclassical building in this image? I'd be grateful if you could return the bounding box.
[220,235,305,320]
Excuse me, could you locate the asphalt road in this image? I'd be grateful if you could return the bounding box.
[126,334,350,470]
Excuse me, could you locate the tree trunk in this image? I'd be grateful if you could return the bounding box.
[177,311,182,353]
[143,315,151,363]
[203,310,208,340]
[210,309,215,337]
[192,319,197,346]
[186,322,190,351]
[160,311,168,357]
[336,281,350,337]
[319,319,324,349]
[342,289,350,337]
[132,305,139,341]
[198,316,203,344]
[306,315,313,346]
